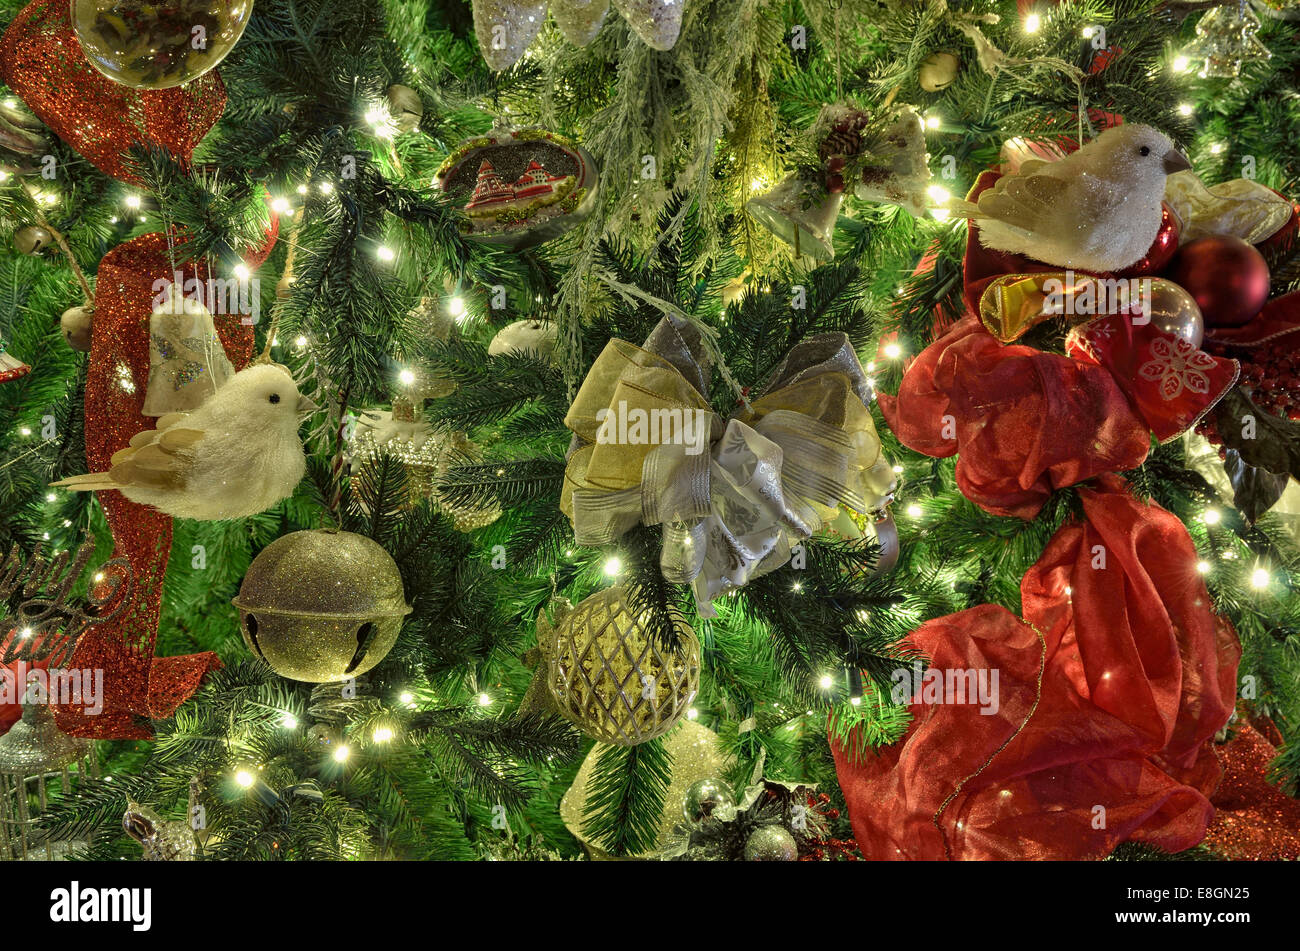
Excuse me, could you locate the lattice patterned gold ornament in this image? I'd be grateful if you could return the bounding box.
[539,587,700,745]
[349,396,501,531]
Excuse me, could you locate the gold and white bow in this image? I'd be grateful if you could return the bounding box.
[560,315,891,615]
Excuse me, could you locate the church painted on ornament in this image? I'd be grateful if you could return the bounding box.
[465,159,573,216]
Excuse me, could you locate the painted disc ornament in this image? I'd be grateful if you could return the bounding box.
[72,0,253,90]
[1168,236,1270,328]
[436,128,599,250]
[233,529,412,683]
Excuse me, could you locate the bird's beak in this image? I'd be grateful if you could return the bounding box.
[1163,149,1193,174]
[296,394,320,415]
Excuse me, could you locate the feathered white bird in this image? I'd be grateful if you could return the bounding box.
[52,363,318,521]
[951,124,1192,272]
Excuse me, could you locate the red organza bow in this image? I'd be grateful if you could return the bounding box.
[878,318,1153,518]
[831,475,1240,860]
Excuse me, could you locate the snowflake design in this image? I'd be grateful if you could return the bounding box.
[1137,336,1215,400]
[1085,317,1116,342]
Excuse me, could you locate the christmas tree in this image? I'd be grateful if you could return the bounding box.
[1,0,1298,866]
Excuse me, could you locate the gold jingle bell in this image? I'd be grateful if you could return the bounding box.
[233,529,412,683]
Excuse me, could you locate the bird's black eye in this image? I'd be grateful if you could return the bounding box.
[269,393,281,404]
[1139,146,1151,156]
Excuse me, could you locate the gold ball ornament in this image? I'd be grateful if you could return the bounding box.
[385,84,424,134]
[71,0,254,90]
[919,52,960,92]
[233,529,412,683]
[560,719,735,859]
[60,306,94,352]
[743,824,799,861]
[1144,278,1205,350]
[13,225,53,255]
[540,587,701,745]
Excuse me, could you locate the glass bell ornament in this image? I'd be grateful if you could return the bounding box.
[72,0,254,90]
[142,281,235,416]
[747,174,843,262]
[1187,2,1270,79]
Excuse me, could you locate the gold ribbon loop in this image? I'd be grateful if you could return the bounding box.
[562,315,885,614]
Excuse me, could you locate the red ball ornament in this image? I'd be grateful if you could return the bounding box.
[1167,236,1271,328]
[1113,204,1180,277]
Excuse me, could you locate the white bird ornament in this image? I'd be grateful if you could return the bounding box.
[951,123,1193,273]
[52,363,318,521]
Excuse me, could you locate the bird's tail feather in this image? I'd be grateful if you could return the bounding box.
[49,473,118,492]
[944,198,986,220]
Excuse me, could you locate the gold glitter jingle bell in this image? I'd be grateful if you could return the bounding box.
[540,587,700,745]
[233,529,412,683]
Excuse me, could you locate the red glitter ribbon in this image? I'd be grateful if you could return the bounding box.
[1206,721,1300,860]
[53,214,279,740]
[54,235,239,738]
[0,0,225,183]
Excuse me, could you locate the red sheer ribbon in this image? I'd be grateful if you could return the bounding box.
[878,317,1152,519]
[832,476,1239,860]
